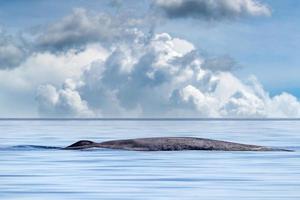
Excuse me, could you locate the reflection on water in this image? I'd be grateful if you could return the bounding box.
[0,120,300,200]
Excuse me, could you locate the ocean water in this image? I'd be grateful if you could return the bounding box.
[0,120,300,200]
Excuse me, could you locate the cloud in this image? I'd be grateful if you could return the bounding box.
[36,8,145,51]
[36,81,94,117]
[1,6,299,118]
[36,32,300,118]
[0,1,270,70]
[0,31,27,70]
[154,0,271,20]
[0,43,108,88]
[268,93,300,117]
[0,43,108,117]
[1,7,145,70]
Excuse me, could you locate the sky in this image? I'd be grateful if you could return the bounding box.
[0,0,300,118]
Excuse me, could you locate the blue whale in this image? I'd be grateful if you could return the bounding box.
[65,137,291,151]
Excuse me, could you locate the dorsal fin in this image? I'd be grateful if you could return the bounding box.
[66,140,95,149]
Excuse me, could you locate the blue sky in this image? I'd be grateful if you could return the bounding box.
[0,0,300,117]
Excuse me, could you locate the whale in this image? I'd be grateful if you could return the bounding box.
[64,137,291,151]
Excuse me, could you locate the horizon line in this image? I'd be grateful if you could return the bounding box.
[0,118,300,121]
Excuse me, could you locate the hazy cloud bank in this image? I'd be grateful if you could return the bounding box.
[1,1,299,118]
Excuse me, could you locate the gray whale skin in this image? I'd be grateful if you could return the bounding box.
[64,137,291,151]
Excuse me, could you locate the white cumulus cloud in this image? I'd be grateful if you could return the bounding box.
[36,82,94,117]
[36,31,300,118]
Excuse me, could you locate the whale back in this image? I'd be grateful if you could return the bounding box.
[64,137,292,151]
[65,140,96,149]
[99,137,277,151]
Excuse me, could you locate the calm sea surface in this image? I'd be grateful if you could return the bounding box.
[0,120,300,200]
